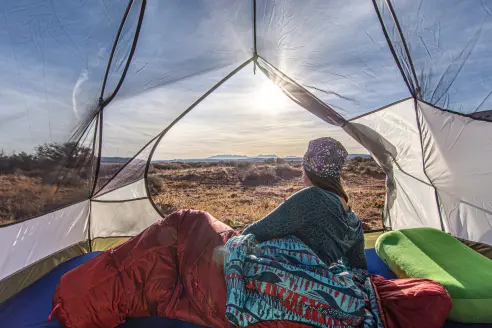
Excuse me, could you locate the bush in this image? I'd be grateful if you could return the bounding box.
[235,161,252,169]
[156,203,178,216]
[147,174,164,196]
[344,157,384,177]
[0,142,93,186]
[275,164,302,180]
[362,167,385,179]
[240,167,278,187]
[275,158,285,165]
[179,173,201,181]
[152,162,182,170]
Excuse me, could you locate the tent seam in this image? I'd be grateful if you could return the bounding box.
[0,198,91,229]
[253,0,258,73]
[89,113,100,195]
[253,0,257,56]
[414,98,446,231]
[92,0,148,196]
[100,0,147,108]
[348,97,412,122]
[143,57,255,219]
[256,56,346,126]
[92,136,159,197]
[92,197,148,204]
[383,0,421,97]
[98,0,135,103]
[88,198,93,252]
[90,110,104,197]
[419,99,492,123]
[371,0,414,97]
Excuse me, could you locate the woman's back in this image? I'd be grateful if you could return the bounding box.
[242,186,366,269]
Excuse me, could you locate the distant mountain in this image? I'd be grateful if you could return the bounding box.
[252,154,278,159]
[284,156,302,161]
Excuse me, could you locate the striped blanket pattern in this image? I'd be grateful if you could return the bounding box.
[223,234,384,328]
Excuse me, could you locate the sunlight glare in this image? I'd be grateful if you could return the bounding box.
[254,79,289,113]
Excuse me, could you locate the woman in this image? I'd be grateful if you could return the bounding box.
[242,137,367,269]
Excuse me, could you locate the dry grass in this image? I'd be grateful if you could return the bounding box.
[0,158,385,231]
[149,159,385,231]
[0,174,89,224]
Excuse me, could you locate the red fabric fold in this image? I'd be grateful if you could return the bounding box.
[52,210,236,328]
[371,275,452,328]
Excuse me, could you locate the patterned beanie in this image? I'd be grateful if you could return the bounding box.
[302,137,348,180]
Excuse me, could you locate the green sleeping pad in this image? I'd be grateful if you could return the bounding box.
[375,228,492,323]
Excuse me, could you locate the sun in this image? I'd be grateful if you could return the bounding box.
[254,79,289,112]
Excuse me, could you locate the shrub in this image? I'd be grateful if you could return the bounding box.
[152,162,182,170]
[363,167,385,179]
[275,164,302,180]
[58,172,86,187]
[147,174,164,196]
[275,158,285,165]
[179,173,201,181]
[235,161,252,169]
[156,203,178,216]
[240,167,278,187]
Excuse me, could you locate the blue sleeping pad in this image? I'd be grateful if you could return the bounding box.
[0,250,489,327]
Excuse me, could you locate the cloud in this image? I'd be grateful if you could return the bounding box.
[72,69,90,121]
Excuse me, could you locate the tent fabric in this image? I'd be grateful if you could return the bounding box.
[92,178,147,201]
[374,0,492,113]
[0,201,89,281]
[1,0,492,303]
[0,201,89,302]
[95,135,159,196]
[91,237,131,252]
[0,241,88,304]
[418,101,492,244]
[256,0,410,118]
[90,198,159,239]
[350,98,441,230]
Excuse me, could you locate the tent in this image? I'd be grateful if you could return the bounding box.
[0,0,491,322]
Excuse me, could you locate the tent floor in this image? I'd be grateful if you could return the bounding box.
[0,250,489,328]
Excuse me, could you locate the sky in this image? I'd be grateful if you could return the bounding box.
[0,0,490,160]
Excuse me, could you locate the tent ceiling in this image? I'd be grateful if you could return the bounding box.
[0,1,491,248]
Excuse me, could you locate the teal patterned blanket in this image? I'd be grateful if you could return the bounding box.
[223,234,384,327]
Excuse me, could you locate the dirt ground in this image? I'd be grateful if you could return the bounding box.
[148,158,386,231]
[0,158,386,231]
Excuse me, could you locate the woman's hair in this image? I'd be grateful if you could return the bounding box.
[304,169,349,203]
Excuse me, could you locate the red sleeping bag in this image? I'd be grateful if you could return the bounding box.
[52,210,236,328]
[371,275,453,328]
[51,210,452,328]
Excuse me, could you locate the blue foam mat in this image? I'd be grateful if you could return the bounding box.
[1,250,489,327]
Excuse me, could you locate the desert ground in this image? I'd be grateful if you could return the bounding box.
[148,157,386,231]
[0,149,386,231]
